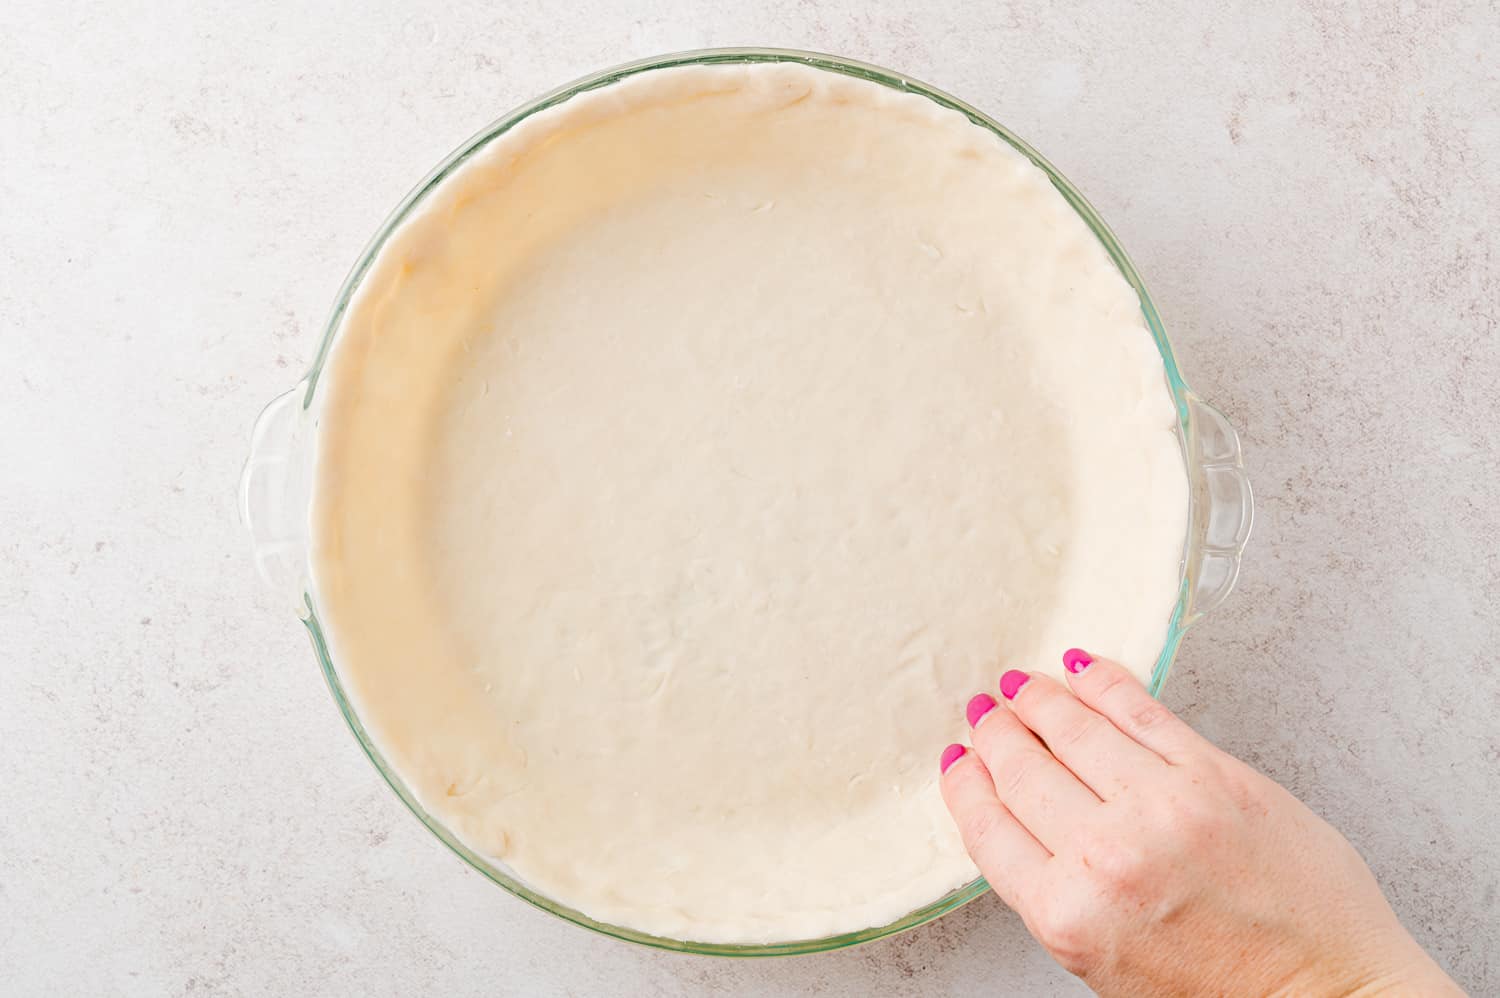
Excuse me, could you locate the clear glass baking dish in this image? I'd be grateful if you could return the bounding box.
[239,47,1253,956]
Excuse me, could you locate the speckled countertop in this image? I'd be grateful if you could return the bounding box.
[2,2,1496,995]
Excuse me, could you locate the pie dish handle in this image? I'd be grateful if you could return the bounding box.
[238,383,313,613]
[1180,394,1254,627]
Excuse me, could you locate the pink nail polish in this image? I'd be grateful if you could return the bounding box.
[966,693,997,727]
[1000,669,1031,700]
[1063,648,1094,674]
[940,743,966,773]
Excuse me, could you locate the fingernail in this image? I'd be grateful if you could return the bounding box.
[966,693,997,728]
[999,669,1031,700]
[1063,648,1094,674]
[940,743,967,774]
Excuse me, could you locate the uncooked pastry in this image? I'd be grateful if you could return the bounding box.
[310,63,1188,944]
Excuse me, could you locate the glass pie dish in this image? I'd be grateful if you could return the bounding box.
[239,47,1253,956]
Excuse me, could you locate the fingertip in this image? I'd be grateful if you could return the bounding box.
[966,692,998,728]
[1062,647,1093,675]
[999,669,1031,701]
[1063,651,1143,692]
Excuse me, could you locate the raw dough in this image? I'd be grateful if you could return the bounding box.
[310,63,1187,944]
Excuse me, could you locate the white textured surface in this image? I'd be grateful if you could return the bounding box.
[2,2,1496,995]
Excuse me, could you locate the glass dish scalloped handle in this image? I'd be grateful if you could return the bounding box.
[238,384,313,614]
[1181,394,1253,627]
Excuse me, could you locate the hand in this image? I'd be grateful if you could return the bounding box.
[939,651,1462,997]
